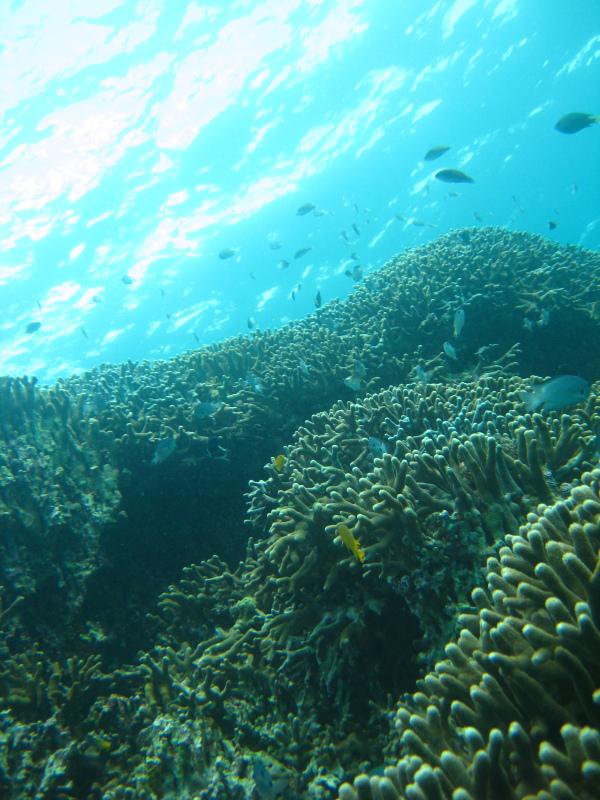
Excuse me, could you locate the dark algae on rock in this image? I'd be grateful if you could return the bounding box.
[1,228,600,798]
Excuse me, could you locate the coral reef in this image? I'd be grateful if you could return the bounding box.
[337,467,600,800]
[0,376,120,640]
[2,226,594,653]
[246,375,600,654]
[106,377,597,798]
[56,227,600,651]
[60,226,600,465]
[1,228,600,797]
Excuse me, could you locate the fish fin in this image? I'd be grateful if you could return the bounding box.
[520,389,543,413]
[519,390,535,412]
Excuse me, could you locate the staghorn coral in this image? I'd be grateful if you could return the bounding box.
[120,378,599,798]
[0,637,150,799]
[60,227,600,465]
[2,228,600,796]
[1,225,595,654]
[0,375,121,640]
[337,468,600,800]
[247,376,600,653]
[0,374,598,798]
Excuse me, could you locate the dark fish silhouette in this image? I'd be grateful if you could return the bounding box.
[435,168,474,184]
[554,112,600,135]
[314,290,322,308]
[548,220,558,230]
[25,321,41,334]
[219,248,237,260]
[296,203,316,216]
[344,264,363,281]
[294,247,312,259]
[424,144,450,161]
[121,275,134,285]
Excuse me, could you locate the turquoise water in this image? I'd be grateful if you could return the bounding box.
[1,0,599,383]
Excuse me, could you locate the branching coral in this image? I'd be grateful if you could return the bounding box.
[247,376,600,652]
[337,468,600,800]
[1,227,600,798]
[0,376,121,638]
[125,377,600,798]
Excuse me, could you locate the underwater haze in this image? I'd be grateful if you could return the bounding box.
[0,0,599,383]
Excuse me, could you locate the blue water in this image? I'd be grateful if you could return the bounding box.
[1,0,599,383]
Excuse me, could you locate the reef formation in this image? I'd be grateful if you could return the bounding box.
[0,227,600,798]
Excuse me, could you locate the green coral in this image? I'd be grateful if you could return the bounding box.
[1,227,600,797]
[337,468,600,799]
[247,376,600,652]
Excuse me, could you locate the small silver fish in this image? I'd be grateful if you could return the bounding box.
[521,375,590,412]
[424,144,450,161]
[414,365,428,383]
[368,436,387,457]
[253,758,275,800]
[344,264,363,280]
[453,308,465,337]
[194,401,223,419]
[252,756,287,800]
[151,435,176,465]
[554,112,600,135]
[435,168,474,184]
[245,373,264,393]
[443,341,457,360]
[353,360,367,378]
[344,375,363,391]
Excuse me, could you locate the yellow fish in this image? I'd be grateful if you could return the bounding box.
[273,454,286,472]
[337,524,365,564]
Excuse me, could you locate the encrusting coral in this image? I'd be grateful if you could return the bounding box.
[337,468,600,800]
